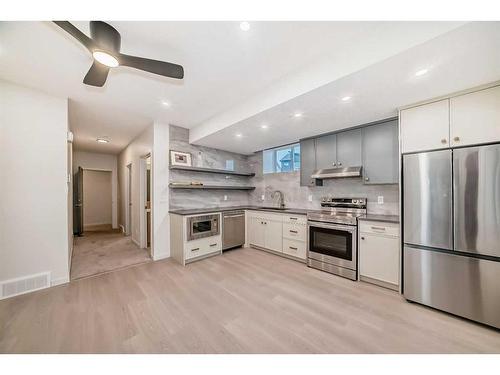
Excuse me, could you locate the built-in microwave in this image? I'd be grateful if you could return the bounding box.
[187,214,220,241]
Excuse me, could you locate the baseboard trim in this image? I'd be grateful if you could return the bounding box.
[132,238,141,247]
[153,253,170,261]
[51,276,70,287]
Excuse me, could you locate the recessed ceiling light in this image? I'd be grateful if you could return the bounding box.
[92,51,119,68]
[261,124,269,129]
[240,22,250,31]
[415,68,428,77]
[161,100,171,107]
[341,96,351,102]
[293,112,303,118]
[96,138,110,144]
[235,133,243,138]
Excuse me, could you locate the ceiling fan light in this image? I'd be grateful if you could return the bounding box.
[92,50,119,67]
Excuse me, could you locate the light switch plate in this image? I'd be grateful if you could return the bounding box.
[261,194,265,201]
[308,195,313,202]
[378,196,384,204]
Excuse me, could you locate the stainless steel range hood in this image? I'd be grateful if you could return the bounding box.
[311,166,362,179]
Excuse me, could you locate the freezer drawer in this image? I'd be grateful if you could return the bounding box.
[453,144,500,258]
[403,150,453,250]
[404,245,500,329]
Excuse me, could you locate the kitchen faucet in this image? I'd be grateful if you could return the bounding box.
[272,190,285,209]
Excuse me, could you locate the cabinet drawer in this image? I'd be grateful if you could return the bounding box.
[283,214,307,225]
[283,222,306,241]
[185,236,221,260]
[282,238,306,260]
[359,221,399,237]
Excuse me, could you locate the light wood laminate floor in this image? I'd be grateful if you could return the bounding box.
[1,248,499,353]
[71,230,151,280]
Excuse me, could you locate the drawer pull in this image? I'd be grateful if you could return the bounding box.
[289,230,298,234]
[371,226,386,231]
[289,217,298,220]
[361,237,365,240]
[191,248,200,252]
[210,243,218,247]
[289,246,298,250]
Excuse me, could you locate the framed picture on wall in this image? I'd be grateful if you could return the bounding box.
[170,150,192,166]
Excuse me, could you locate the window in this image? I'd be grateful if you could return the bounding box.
[263,143,301,174]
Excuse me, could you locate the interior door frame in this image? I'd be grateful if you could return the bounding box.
[139,154,152,251]
[125,163,132,236]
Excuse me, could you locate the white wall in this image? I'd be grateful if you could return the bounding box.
[151,122,170,260]
[83,170,112,228]
[0,80,69,286]
[118,125,154,245]
[73,151,118,228]
[117,122,170,260]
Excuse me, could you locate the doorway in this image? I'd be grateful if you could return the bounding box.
[82,169,112,232]
[141,154,152,252]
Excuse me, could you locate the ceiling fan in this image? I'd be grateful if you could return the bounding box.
[53,21,184,87]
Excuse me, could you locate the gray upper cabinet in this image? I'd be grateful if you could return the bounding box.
[362,120,398,184]
[300,138,316,186]
[336,129,362,167]
[315,134,337,170]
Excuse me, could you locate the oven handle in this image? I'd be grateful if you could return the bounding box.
[307,221,357,233]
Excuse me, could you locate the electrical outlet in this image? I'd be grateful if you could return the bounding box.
[261,194,265,201]
[308,195,313,202]
[378,196,384,204]
[224,195,228,201]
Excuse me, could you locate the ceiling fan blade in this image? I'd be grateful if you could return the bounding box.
[90,21,121,53]
[53,21,94,50]
[118,53,184,79]
[83,61,110,87]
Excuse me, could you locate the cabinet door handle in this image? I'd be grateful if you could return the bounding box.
[210,243,217,247]
[365,177,370,181]
[289,230,298,234]
[338,162,342,166]
[361,237,365,240]
[371,226,386,231]
[191,248,200,252]
[441,138,447,144]
[332,162,336,167]
[289,246,298,250]
[454,136,460,142]
[289,217,298,220]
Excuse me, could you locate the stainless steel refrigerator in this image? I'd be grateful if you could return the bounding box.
[403,144,500,329]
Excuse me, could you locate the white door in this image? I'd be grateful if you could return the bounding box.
[450,85,500,147]
[400,99,450,153]
[249,216,265,248]
[359,233,399,286]
[264,218,283,253]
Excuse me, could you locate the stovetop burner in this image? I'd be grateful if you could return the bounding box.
[307,197,367,225]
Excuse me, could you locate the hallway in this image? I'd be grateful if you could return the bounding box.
[71,230,151,280]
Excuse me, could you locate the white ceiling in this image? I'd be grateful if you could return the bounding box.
[194,22,500,154]
[0,21,465,154]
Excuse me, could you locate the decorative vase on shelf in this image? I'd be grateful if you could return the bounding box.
[196,151,203,168]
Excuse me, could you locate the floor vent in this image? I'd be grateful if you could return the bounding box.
[0,272,51,300]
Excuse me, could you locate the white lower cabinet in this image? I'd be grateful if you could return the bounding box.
[247,211,306,261]
[359,220,400,290]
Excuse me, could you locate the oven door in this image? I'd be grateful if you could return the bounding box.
[187,215,219,241]
[307,221,357,270]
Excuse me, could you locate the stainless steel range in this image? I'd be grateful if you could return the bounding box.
[307,197,366,280]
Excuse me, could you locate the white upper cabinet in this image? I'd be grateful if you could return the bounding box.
[450,85,500,147]
[400,99,450,153]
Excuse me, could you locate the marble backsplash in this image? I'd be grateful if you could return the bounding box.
[169,125,399,215]
[247,153,399,215]
[169,125,252,210]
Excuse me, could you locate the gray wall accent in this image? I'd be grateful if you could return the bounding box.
[248,152,399,215]
[169,125,252,209]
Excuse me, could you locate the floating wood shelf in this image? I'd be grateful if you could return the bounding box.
[169,165,255,177]
[169,184,255,191]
